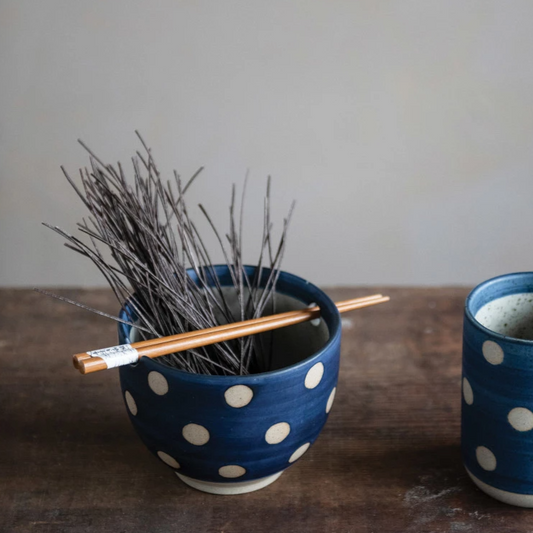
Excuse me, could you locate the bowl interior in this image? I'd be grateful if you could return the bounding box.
[121,265,340,376]
[131,287,330,371]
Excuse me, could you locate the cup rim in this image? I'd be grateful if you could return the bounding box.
[118,265,342,383]
[465,271,533,346]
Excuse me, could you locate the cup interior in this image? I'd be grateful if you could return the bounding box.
[467,272,533,341]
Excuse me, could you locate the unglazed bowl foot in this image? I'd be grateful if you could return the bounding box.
[176,471,283,495]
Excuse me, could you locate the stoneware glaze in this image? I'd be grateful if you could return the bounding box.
[462,272,533,507]
[118,266,341,495]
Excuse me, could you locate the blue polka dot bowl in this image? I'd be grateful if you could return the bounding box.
[462,272,533,507]
[117,266,341,495]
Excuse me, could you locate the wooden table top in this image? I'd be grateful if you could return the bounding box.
[2,287,532,532]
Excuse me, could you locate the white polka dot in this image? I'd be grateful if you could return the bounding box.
[508,407,533,432]
[326,387,336,413]
[157,451,180,469]
[307,302,320,326]
[462,378,474,405]
[476,446,497,471]
[224,385,253,408]
[482,340,504,365]
[305,362,324,389]
[265,422,291,444]
[289,443,311,463]
[182,423,210,446]
[148,371,169,395]
[219,465,246,478]
[125,390,137,416]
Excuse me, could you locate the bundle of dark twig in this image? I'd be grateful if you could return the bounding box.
[39,132,295,376]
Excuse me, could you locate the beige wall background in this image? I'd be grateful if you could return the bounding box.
[2,0,533,287]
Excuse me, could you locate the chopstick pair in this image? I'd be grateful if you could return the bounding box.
[74,294,390,375]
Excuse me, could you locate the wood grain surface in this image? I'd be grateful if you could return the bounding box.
[1,287,531,533]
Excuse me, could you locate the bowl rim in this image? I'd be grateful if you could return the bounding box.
[465,271,533,347]
[118,265,342,383]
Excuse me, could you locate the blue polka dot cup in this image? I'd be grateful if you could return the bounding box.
[117,266,341,495]
[462,272,533,507]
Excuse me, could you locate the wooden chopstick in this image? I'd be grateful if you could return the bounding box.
[77,294,389,375]
[73,293,383,369]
